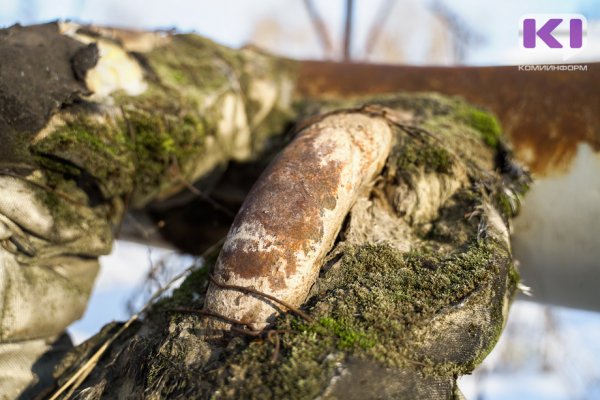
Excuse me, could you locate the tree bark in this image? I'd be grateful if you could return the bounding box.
[0,23,530,399]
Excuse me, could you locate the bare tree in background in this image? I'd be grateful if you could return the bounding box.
[429,0,483,63]
[250,0,482,64]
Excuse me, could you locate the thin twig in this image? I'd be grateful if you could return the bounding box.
[49,237,225,400]
[141,238,225,312]
[171,305,296,363]
[197,307,292,364]
[364,0,396,58]
[171,307,254,329]
[170,157,234,218]
[208,274,314,323]
[302,0,335,59]
[50,316,138,400]
[267,330,281,364]
[121,212,157,240]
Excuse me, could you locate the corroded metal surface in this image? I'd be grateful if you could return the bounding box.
[297,61,600,175]
[205,112,393,329]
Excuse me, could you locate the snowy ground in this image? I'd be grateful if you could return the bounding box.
[460,301,600,399]
[67,241,195,344]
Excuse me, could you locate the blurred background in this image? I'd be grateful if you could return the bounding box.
[2,1,600,399]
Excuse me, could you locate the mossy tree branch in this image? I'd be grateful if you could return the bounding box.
[0,23,529,400]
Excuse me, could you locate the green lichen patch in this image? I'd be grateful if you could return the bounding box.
[117,95,209,206]
[31,114,135,199]
[146,34,245,95]
[317,317,377,350]
[390,135,454,175]
[456,107,502,148]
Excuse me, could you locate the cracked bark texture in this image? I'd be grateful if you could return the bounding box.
[0,23,529,399]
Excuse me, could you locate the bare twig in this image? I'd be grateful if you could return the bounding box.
[49,237,225,400]
[208,274,314,323]
[364,0,396,58]
[302,0,335,59]
[170,158,234,218]
[49,316,138,400]
[169,306,292,363]
[141,238,224,310]
[267,330,281,364]
[429,0,483,63]
[171,307,254,329]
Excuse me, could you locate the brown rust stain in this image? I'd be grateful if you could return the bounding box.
[297,61,600,175]
[215,124,345,291]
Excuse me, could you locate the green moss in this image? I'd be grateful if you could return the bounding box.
[28,33,298,212]
[328,241,499,328]
[31,115,134,199]
[116,99,208,206]
[508,263,520,288]
[140,94,516,398]
[456,107,502,148]
[151,34,245,92]
[205,238,511,398]
[146,360,164,387]
[35,189,76,226]
[391,94,503,159]
[114,35,297,207]
[222,317,342,400]
[391,137,454,175]
[32,155,81,177]
[317,317,376,350]
[496,190,515,219]
[317,240,508,375]
[151,259,215,315]
[468,300,506,369]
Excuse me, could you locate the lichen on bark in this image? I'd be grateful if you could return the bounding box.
[28,27,300,211]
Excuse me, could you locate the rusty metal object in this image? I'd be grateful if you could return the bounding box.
[204,112,394,329]
[297,61,600,175]
[296,61,600,312]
